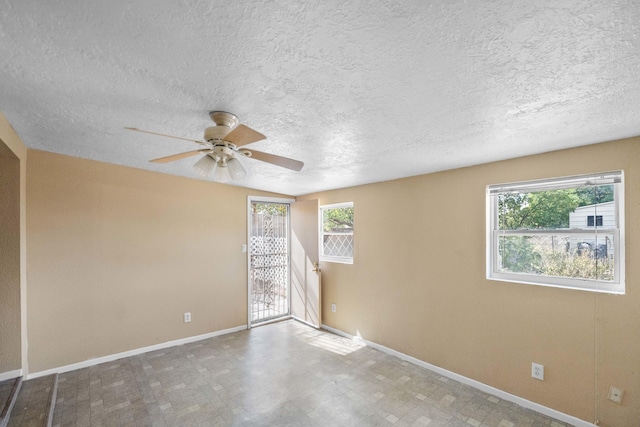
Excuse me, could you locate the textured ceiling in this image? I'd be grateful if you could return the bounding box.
[1,1,639,195]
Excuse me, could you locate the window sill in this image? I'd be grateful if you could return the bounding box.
[487,273,624,295]
[320,257,353,265]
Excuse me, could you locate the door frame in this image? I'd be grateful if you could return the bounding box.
[246,196,295,328]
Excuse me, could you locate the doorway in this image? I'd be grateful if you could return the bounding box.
[248,197,293,325]
[0,140,22,378]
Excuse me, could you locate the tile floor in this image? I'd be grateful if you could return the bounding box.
[51,320,571,426]
[0,377,16,413]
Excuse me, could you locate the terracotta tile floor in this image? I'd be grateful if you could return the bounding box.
[51,320,571,426]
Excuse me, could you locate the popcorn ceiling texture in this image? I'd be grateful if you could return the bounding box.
[1,0,639,195]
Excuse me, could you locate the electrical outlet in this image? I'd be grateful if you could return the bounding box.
[531,363,544,380]
[184,312,191,323]
[608,386,623,404]
[331,304,336,313]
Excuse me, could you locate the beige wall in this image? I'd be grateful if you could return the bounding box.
[26,149,289,373]
[0,112,27,377]
[299,137,640,427]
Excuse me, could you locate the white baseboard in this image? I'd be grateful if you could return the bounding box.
[321,324,595,427]
[291,316,320,329]
[0,369,22,382]
[27,324,248,380]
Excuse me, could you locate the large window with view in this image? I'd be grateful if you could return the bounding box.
[487,171,624,294]
[320,202,354,264]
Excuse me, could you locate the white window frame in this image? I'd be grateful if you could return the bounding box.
[486,171,625,294]
[320,202,354,264]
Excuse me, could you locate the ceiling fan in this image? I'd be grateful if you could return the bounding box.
[125,111,304,183]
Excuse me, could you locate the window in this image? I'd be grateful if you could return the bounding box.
[320,202,354,264]
[487,171,624,294]
[587,215,603,227]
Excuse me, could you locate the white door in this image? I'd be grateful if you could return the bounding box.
[290,199,321,328]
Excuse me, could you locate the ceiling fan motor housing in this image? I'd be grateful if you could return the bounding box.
[204,126,232,142]
[205,111,240,141]
[209,111,239,129]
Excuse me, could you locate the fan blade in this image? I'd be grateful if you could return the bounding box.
[225,124,266,147]
[150,150,208,163]
[125,127,203,144]
[247,149,304,171]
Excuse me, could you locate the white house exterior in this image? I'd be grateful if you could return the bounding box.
[568,201,615,258]
[569,201,615,229]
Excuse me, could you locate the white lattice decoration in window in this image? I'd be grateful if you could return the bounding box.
[323,234,354,258]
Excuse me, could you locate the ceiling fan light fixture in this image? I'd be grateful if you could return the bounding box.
[213,162,231,183]
[227,156,248,180]
[193,154,217,177]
